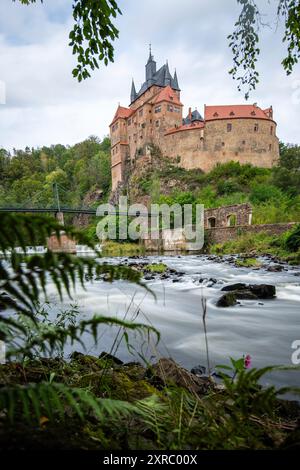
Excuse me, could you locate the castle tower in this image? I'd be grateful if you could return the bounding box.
[145,46,156,86]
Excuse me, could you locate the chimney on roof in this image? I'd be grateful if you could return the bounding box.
[188,107,192,121]
[269,105,273,118]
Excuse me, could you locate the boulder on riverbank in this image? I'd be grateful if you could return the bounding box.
[148,358,212,395]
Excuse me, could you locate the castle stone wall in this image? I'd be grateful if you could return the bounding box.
[162,118,279,173]
[204,203,252,228]
[206,223,296,245]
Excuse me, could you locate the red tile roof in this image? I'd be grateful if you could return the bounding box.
[165,121,204,136]
[205,104,273,121]
[110,105,134,125]
[153,85,183,106]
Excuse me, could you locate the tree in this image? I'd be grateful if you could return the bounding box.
[229,0,300,98]
[272,143,300,196]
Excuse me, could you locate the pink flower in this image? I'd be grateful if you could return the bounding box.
[244,354,252,369]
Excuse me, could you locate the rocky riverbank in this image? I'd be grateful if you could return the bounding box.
[0,353,299,450]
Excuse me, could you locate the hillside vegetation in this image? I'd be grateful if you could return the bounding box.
[132,143,300,225]
[1,140,300,255]
[0,136,111,209]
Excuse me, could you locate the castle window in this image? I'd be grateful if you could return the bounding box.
[208,217,216,228]
[213,112,219,117]
[254,123,259,132]
[155,120,160,127]
[229,111,235,116]
[128,118,131,126]
[174,106,180,113]
[269,144,272,151]
[141,123,146,128]
[227,214,237,227]
[167,105,174,112]
[139,108,143,117]
[154,105,161,113]
[227,123,232,132]
[222,142,225,146]
[270,126,273,135]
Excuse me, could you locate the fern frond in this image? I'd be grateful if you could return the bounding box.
[7,315,160,359]
[0,381,136,425]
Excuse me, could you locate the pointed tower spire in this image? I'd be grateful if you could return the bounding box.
[172,69,180,90]
[145,45,156,85]
[130,79,137,103]
[148,43,153,62]
[164,60,172,86]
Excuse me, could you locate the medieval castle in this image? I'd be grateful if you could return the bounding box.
[110,50,279,191]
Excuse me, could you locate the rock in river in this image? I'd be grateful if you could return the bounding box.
[217,283,276,307]
[216,292,238,307]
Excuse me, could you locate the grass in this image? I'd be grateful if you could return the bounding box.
[209,230,300,264]
[235,257,262,268]
[146,263,167,273]
[101,240,145,257]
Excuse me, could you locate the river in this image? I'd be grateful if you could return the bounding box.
[45,253,300,391]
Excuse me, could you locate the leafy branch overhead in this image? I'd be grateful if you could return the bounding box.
[229,0,300,98]
[14,0,300,94]
[69,0,122,82]
[14,0,122,82]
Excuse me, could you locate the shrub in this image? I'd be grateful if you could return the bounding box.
[285,224,300,252]
[250,183,283,204]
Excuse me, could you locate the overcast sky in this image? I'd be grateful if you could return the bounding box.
[0,0,299,151]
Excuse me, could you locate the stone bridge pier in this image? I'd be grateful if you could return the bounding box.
[47,211,77,254]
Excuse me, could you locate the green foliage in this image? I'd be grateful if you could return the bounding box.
[210,229,300,264]
[0,212,161,436]
[14,0,121,82]
[0,214,151,336]
[146,263,167,273]
[285,224,300,252]
[235,257,261,268]
[250,183,284,204]
[273,143,300,197]
[101,240,144,256]
[0,381,135,425]
[230,1,300,98]
[138,155,300,224]
[0,136,111,209]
